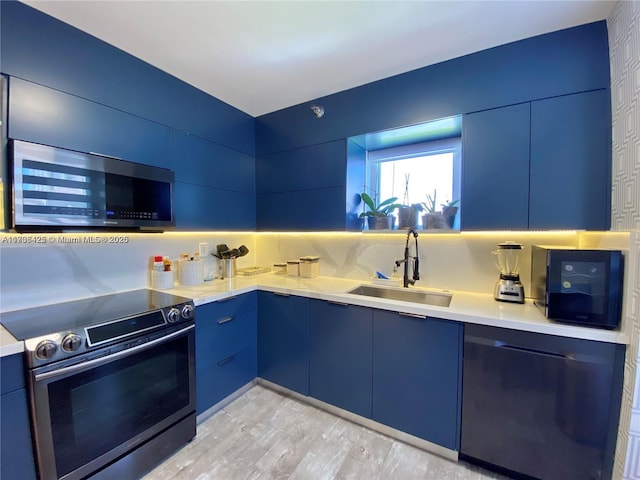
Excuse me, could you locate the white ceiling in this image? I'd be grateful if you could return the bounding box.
[23,0,615,117]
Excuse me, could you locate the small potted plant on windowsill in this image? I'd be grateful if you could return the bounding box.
[359,192,402,230]
[421,190,449,229]
[397,174,422,228]
[441,199,460,229]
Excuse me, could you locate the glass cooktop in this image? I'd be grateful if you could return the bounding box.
[1,289,194,340]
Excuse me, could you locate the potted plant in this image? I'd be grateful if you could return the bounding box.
[359,192,402,230]
[421,190,449,229]
[397,174,421,228]
[441,199,460,229]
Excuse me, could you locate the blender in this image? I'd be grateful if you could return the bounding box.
[492,242,525,303]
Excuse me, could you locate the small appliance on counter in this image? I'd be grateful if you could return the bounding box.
[492,242,525,303]
[531,246,624,329]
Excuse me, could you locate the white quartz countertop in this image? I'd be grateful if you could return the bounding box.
[1,273,629,357]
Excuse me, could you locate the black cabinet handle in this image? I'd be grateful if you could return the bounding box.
[398,312,426,320]
[273,292,291,297]
[217,316,234,325]
[217,355,235,366]
[328,301,349,307]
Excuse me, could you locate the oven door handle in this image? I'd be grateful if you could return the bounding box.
[35,324,195,382]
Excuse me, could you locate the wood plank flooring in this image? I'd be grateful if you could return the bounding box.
[144,385,508,480]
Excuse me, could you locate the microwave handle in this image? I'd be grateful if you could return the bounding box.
[35,324,194,382]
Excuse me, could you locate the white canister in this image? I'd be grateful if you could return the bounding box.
[299,256,320,278]
[178,259,204,286]
[286,260,300,276]
[151,270,175,289]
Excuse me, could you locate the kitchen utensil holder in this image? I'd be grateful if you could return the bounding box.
[219,258,236,279]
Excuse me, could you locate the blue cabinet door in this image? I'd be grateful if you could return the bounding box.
[372,311,462,450]
[309,300,372,418]
[1,354,36,480]
[530,90,611,230]
[461,103,530,230]
[256,140,350,231]
[195,293,257,415]
[8,77,171,168]
[257,292,310,395]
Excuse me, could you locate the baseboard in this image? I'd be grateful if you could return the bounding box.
[256,378,458,463]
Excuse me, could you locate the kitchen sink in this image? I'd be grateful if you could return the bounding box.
[347,285,452,307]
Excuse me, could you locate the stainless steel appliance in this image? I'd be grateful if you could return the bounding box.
[492,242,525,303]
[461,324,624,480]
[1,289,196,480]
[531,246,624,329]
[10,139,175,231]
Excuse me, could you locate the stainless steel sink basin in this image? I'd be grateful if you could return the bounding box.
[347,285,452,307]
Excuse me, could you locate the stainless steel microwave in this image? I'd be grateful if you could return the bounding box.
[10,139,175,232]
[531,246,624,329]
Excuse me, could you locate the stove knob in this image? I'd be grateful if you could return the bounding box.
[35,340,58,360]
[167,307,180,323]
[61,334,83,352]
[181,304,194,320]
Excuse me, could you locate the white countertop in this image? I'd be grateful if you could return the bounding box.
[1,273,629,357]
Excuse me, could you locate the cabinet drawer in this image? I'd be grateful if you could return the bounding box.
[1,389,35,470]
[196,294,257,372]
[1,353,25,394]
[0,455,37,480]
[196,345,257,415]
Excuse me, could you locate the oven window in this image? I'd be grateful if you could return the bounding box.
[48,335,192,478]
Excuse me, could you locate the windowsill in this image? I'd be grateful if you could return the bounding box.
[361,229,461,234]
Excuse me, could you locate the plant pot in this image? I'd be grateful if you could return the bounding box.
[441,206,459,229]
[397,206,419,229]
[367,216,394,230]
[422,212,449,230]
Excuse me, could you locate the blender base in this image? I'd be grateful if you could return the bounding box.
[494,280,525,304]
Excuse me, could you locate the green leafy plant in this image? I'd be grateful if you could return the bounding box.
[441,199,460,209]
[359,192,402,218]
[421,190,438,213]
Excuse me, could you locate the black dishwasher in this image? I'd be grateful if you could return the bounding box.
[460,324,625,480]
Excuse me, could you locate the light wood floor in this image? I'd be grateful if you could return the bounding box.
[144,385,508,480]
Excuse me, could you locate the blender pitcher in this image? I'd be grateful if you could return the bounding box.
[492,242,525,303]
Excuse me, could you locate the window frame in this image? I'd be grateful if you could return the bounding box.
[365,137,462,210]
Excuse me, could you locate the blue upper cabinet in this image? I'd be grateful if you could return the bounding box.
[462,90,611,231]
[256,140,355,231]
[255,22,609,156]
[2,1,256,231]
[530,90,611,230]
[461,103,531,230]
[8,78,171,167]
[0,1,254,156]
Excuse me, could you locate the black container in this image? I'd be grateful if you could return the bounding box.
[531,246,624,329]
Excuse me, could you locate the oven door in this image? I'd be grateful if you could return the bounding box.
[30,324,195,480]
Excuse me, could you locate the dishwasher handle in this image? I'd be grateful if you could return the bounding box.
[465,334,610,365]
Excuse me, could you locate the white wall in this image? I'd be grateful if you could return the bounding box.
[607,0,640,478]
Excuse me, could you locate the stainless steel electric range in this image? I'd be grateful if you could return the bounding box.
[1,289,196,480]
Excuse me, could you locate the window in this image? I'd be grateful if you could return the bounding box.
[366,137,461,228]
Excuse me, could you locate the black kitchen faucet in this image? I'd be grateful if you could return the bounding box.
[395,227,420,288]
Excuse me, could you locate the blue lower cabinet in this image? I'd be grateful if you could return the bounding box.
[196,346,257,415]
[309,300,372,417]
[195,293,257,415]
[257,292,310,395]
[372,311,462,450]
[1,354,36,480]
